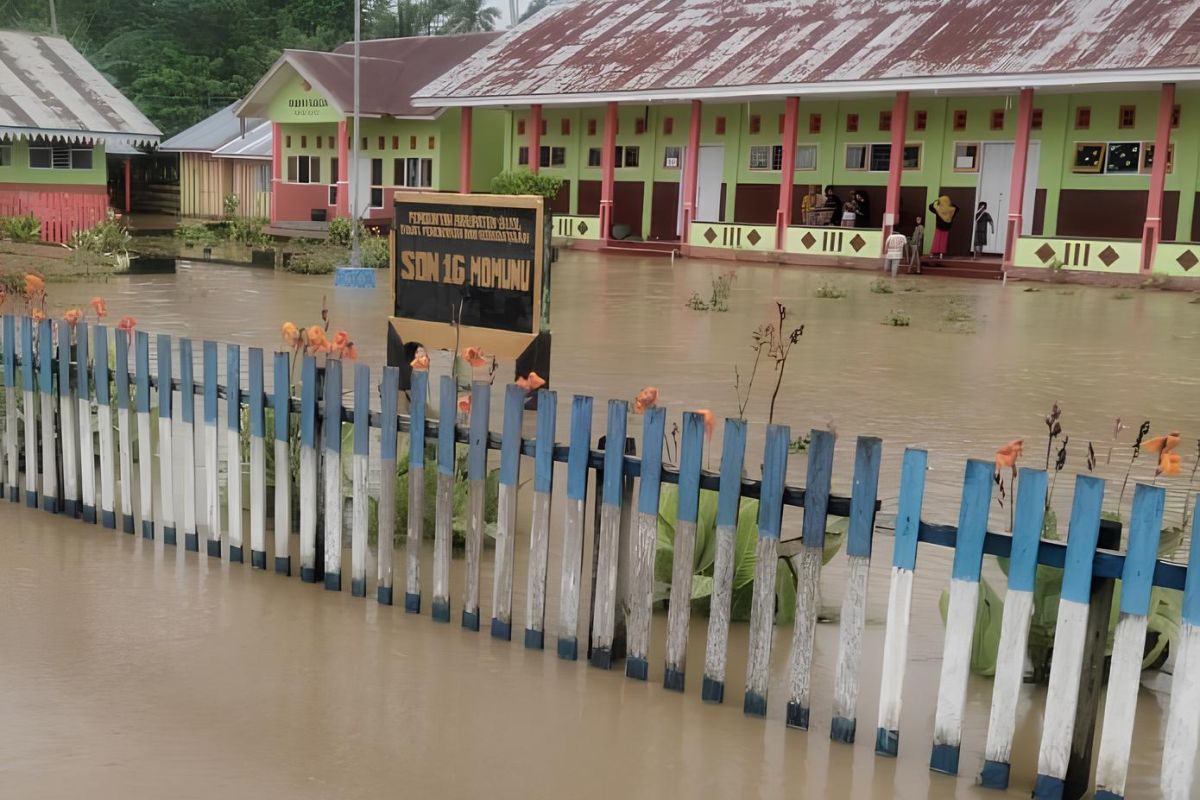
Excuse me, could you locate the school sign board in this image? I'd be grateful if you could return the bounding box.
[388,191,551,386]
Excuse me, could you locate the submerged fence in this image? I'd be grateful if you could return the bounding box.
[4,312,1200,800]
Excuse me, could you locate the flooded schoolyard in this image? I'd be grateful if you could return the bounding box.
[0,250,1195,797]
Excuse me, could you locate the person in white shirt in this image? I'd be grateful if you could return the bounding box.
[884,230,907,277]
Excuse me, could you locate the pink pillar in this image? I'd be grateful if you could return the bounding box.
[270,122,281,223]
[336,119,349,218]
[599,102,617,240]
[123,158,131,214]
[681,100,702,243]
[459,107,473,193]
[1141,82,1176,272]
[1003,88,1035,269]
[775,96,799,250]
[882,91,909,240]
[529,104,542,175]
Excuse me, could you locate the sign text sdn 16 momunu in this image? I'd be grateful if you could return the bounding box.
[388,191,551,388]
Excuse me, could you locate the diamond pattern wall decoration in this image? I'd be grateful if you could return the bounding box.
[1177,250,1198,272]
[849,234,866,252]
[1097,245,1119,268]
[1035,242,1056,264]
[800,232,816,249]
[576,220,589,236]
[746,229,762,246]
[703,227,718,245]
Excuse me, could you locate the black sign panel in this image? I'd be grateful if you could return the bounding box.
[393,199,539,334]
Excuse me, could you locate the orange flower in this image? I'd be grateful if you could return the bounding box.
[634,386,658,414]
[994,438,1024,473]
[331,330,350,351]
[89,296,107,318]
[461,346,487,368]
[457,394,471,415]
[30,307,45,322]
[63,308,82,328]
[696,408,715,439]
[410,347,430,371]
[281,322,301,348]
[24,273,44,297]
[1143,431,1181,455]
[342,343,358,361]
[305,325,327,351]
[516,371,546,393]
[116,316,136,333]
[1158,451,1182,477]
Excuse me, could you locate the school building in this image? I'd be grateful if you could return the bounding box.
[234,33,505,232]
[413,0,1200,278]
[0,30,161,242]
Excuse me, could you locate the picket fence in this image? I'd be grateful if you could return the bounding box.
[3,313,1199,800]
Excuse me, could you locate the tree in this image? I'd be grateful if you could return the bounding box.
[519,0,551,22]
[441,0,501,33]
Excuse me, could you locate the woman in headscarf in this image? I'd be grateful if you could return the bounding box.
[928,196,959,259]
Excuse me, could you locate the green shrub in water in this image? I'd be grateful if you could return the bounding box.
[815,283,848,299]
[883,310,911,327]
[68,213,130,254]
[869,278,894,294]
[285,248,340,275]
[226,216,271,248]
[359,233,390,268]
[174,222,220,248]
[0,214,41,243]
[490,169,563,199]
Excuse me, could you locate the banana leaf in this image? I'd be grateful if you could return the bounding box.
[937,576,1005,677]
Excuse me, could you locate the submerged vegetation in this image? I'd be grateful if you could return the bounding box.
[814,283,848,299]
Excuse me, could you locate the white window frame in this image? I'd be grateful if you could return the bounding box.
[285,155,322,184]
[394,157,433,188]
[28,142,93,170]
[794,144,818,171]
[845,142,921,172]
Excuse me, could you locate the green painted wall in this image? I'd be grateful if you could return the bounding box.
[265,73,343,124]
[509,88,1200,245]
[0,138,107,186]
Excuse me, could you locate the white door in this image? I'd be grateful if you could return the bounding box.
[975,142,1040,255]
[695,145,724,222]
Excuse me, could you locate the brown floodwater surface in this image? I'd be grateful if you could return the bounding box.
[1,252,1192,797]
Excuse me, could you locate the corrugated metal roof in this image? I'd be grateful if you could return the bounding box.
[238,33,501,119]
[0,29,160,143]
[416,0,1200,105]
[160,103,267,153]
[212,120,272,160]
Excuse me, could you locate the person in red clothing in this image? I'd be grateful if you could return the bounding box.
[928,195,959,258]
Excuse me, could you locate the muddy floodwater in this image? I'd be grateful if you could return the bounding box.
[1,252,1196,797]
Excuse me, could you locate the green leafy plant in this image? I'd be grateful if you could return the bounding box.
[685,272,735,312]
[225,216,271,247]
[223,193,240,219]
[883,309,911,327]
[359,232,390,268]
[0,214,41,243]
[869,278,894,294]
[327,216,363,247]
[1114,290,1134,300]
[174,222,220,248]
[285,248,340,275]
[814,283,847,299]
[68,213,130,255]
[489,169,563,199]
[654,486,847,624]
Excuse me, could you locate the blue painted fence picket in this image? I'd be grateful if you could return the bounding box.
[1,313,1196,800]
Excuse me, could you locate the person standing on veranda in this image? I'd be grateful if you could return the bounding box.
[972,201,994,258]
[928,196,959,259]
[884,229,907,277]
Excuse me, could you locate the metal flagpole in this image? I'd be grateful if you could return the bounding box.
[350,0,362,267]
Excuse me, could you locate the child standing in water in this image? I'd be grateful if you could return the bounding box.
[884,229,907,277]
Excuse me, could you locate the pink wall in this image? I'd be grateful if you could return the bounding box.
[0,184,108,243]
[273,182,332,223]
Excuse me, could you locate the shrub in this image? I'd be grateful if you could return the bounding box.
[359,233,390,268]
[226,216,271,247]
[490,169,563,199]
[285,247,340,275]
[223,193,240,219]
[0,214,41,243]
[814,283,847,299]
[327,216,361,247]
[884,309,911,327]
[68,213,130,254]
[869,278,894,294]
[174,222,220,248]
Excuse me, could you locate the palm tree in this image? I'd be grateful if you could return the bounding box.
[442,0,501,32]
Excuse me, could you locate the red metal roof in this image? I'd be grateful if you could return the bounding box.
[415,0,1200,105]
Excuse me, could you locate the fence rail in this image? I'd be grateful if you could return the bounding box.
[2,313,1198,800]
